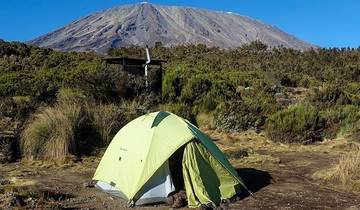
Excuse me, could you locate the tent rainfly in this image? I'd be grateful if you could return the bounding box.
[93,111,248,208]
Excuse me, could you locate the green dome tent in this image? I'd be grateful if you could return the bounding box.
[93,111,247,208]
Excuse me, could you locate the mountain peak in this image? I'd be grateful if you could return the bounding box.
[29,4,315,52]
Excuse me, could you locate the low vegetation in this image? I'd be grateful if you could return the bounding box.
[1,40,360,162]
[265,104,324,144]
[20,88,144,162]
[21,102,83,162]
[314,151,360,193]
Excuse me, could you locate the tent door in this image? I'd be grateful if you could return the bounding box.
[135,160,175,205]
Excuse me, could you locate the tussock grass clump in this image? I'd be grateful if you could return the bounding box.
[20,88,147,162]
[266,104,324,144]
[21,103,83,162]
[335,151,360,191]
[21,88,87,162]
[314,151,360,192]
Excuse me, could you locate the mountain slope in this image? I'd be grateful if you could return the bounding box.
[29,3,315,52]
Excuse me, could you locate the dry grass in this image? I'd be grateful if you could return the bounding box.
[208,130,282,167]
[196,112,215,130]
[21,103,83,162]
[20,95,143,163]
[313,150,360,192]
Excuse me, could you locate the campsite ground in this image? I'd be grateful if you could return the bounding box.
[1,130,360,209]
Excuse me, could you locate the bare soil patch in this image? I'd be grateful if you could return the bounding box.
[1,131,359,209]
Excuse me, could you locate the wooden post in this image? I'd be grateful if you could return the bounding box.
[160,63,163,97]
[122,58,126,71]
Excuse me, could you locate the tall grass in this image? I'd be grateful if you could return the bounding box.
[21,103,83,162]
[20,88,148,162]
[336,151,360,191]
[317,151,360,192]
[89,104,122,144]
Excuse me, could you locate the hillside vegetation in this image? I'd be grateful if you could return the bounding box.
[1,40,360,160]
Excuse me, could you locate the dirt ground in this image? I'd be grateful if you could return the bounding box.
[1,130,360,210]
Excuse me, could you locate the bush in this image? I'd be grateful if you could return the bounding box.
[320,105,360,139]
[0,96,35,120]
[162,64,184,100]
[310,83,360,107]
[182,78,237,112]
[320,108,342,139]
[347,122,360,142]
[266,104,324,144]
[214,92,279,132]
[339,105,360,136]
[158,103,196,124]
[119,100,148,121]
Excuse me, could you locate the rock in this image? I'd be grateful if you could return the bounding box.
[0,179,11,185]
[167,190,187,208]
[83,180,97,188]
[166,194,174,205]
[9,195,25,207]
[217,199,230,210]
[0,132,17,163]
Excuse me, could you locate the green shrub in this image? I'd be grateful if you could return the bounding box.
[298,75,318,88]
[162,64,184,100]
[178,74,239,113]
[158,103,196,123]
[310,83,360,107]
[320,105,360,139]
[180,76,212,103]
[320,108,343,139]
[119,100,148,122]
[340,105,360,134]
[266,104,324,144]
[0,96,35,120]
[347,122,360,142]
[214,92,279,132]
